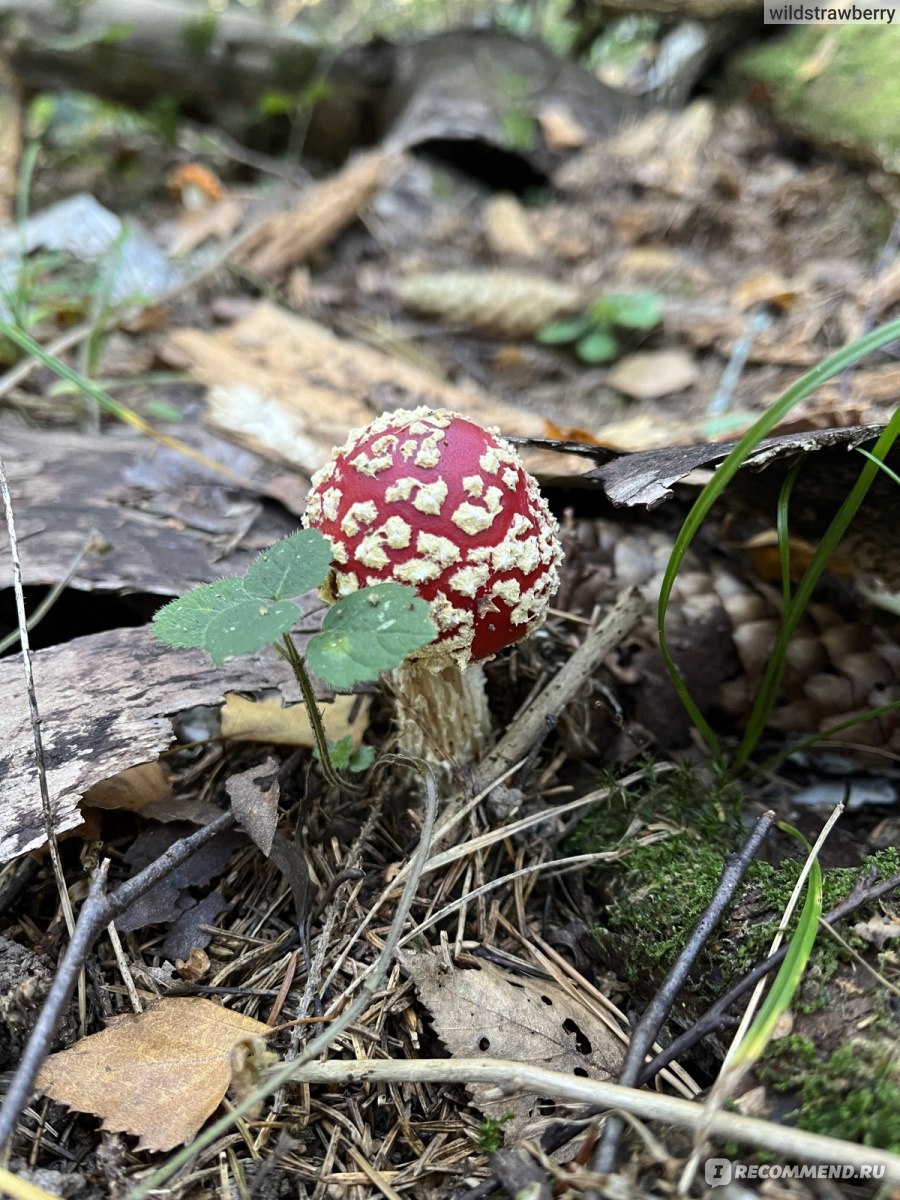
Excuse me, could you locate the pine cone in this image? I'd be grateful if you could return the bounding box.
[558,514,900,755]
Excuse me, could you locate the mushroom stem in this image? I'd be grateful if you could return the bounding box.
[391,660,492,769]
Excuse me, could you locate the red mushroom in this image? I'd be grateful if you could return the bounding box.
[303,406,563,767]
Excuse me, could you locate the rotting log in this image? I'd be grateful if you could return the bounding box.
[0,0,385,157]
[0,2,631,167]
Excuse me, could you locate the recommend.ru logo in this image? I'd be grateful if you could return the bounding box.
[705,1159,732,1187]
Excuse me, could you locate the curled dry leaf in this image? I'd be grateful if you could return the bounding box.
[401,951,625,1141]
[82,762,172,814]
[36,998,270,1151]
[225,757,279,857]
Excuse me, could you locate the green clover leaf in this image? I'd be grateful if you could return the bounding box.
[536,315,594,345]
[306,583,436,689]
[152,530,336,665]
[313,736,376,773]
[576,328,619,363]
[242,529,333,601]
[593,292,661,330]
[152,579,301,665]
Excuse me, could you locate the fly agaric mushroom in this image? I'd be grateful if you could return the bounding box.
[303,406,563,767]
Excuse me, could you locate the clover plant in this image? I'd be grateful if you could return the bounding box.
[537,291,662,363]
[152,529,436,786]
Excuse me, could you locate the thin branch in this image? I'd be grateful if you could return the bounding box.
[0,454,75,937]
[639,866,900,1084]
[679,804,843,1193]
[463,865,900,1200]
[473,588,645,794]
[591,810,775,1177]
[232,1056,900,1184]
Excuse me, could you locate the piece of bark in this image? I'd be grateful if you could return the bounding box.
[582,423,889,508]
[169,301,552,476]
[0,623,329,863]
[0,426,294,596]
[383,29,629,172]
[232,150,400,279]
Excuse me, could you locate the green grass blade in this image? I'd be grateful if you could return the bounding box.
[0,318,251,485]
[855,446,900,487]
[776,459,803,609]
[729,822,823,1068]
[658,317,900,761]
[734,409,900,771]
[759,697,900,772]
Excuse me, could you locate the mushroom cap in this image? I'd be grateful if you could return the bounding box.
[303,406,563,670]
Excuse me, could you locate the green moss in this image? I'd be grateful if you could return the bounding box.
[569,761,745,855]
[478,1112,516,1152]
[737,26,900,170]
[575,762,899,1004]
[760,1035,900,1152]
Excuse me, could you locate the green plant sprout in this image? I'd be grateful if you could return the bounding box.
[151,529,436,788]
[313,735,375,774]
[477,1111,516,1152]
[537,291,662,363]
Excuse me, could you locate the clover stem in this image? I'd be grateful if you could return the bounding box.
[277,633,363,794]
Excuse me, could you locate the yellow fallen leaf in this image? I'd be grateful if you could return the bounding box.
[220,691,370,746]
[36,997,270,1151]
[82,762,171,813]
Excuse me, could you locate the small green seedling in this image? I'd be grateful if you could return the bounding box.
[537,291,662,363]
[477,1112,516,1152]
[152,529,436,785]
[313,736,376,774]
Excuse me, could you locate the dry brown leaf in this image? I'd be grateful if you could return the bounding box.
[733,270,798,313]
[232,150,397,278]
[36,998,270,1151]
[82,762,172,813]
[852,914,900,950]
[116,825,245,936]
[543,419,610,447]
[401,951,624,1140]
[220,690,369,747]
[537,104,588,151]
[226,757,279,857]
[483,194,538,260]
[607,349,700,402]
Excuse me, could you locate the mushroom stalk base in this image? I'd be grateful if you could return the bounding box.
[391,660,492,770]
